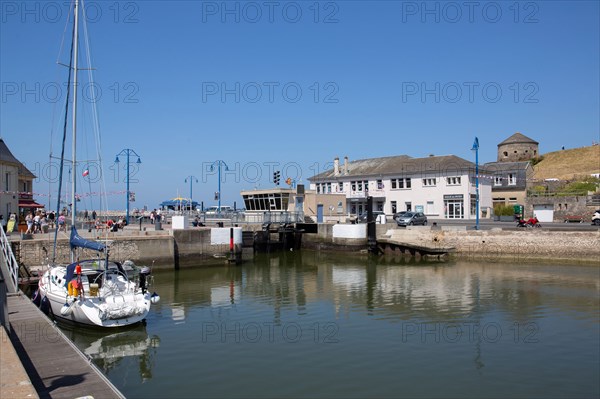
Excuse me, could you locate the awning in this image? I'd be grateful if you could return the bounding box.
[19,200,45,208]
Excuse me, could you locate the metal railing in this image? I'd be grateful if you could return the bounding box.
[243,211,305,224]
[0,226,19,294]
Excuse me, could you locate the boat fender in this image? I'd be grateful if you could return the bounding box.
[32,289,41,307]
[40,296,50,315]
[60,301,74,316]
[150,292,160,304]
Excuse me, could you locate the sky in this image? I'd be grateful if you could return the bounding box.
[1,0,599,212]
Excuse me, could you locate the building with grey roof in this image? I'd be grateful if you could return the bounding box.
[308,154,492,220]
[0,138,43,227]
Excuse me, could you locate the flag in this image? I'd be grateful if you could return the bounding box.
[82,169,89,177]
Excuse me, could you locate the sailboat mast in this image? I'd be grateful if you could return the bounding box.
[71,0,79,228]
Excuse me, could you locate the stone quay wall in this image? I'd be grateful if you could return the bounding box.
[13,224,600,268]
[385,226,600,263]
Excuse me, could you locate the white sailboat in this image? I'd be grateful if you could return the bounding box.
[36,0,159,327]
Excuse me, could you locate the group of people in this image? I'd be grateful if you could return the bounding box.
[102,217,127,231]
[25,210,63,234]
[149,209,162,224]
[17,207,144,236]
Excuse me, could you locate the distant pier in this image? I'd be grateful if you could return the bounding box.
[376,237,455,259]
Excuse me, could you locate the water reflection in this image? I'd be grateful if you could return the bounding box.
[149,250,599,326]
[60,324,160,382]
[60,251,599,398]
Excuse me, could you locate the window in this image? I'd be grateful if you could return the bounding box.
[509,197,517,202]
[316,184,321,194]
[338,182,343,192]
[426,201,434,214]
[391,201,397,214]
[377,179,383,189]
[446,177,461,185]
[508,173,517,185]
[326,182,332,193]
[391,178,411,189]
[377,202,384,212]
[494,176,503,186]
[4,173,9,191]
[357,181,363,191]
[422,178,436,187]
[405,202,412,212]
[351,181,356,191]
[503,151,508,157]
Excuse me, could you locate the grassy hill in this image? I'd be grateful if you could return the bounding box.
[532,145,600,181]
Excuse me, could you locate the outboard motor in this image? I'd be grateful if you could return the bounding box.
[139,266,151,294]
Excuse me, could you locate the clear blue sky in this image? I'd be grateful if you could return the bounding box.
[1,0,599,211]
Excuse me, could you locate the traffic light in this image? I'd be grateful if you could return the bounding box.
[273,170,281,185]
[214,191,219,201]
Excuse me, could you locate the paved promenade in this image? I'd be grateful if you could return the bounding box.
[4,293,125,399]
[1,320,39,399]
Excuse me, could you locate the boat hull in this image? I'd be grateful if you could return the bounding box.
[38,266,152,328]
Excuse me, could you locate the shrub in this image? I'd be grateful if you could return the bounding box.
[493,205,515,216]
[529,156,544,166]
[563,176,600,193]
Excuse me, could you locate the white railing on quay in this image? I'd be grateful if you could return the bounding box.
[0,226,19,293]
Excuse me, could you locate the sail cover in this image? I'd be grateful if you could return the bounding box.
[70,226,106,252]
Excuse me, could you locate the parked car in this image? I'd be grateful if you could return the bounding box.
[396,211,427,226]
[592,210,600,226]
[357,211,385,223]
[393,211,407,222]
[204,206,233,215]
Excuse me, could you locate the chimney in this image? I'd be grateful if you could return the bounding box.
[343,156,349,174]
[334,157,340,176]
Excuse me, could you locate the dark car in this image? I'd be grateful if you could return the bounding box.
[396,211,427,226]
[357,211,385,223]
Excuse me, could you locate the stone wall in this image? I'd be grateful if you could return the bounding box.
[386,227,599,263]
[526,195,597,221]
[15,235,175,269]
[171,229,243,268]
[14,223,599,268]
[498,142,538,162]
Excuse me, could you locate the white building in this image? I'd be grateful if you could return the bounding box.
[308,155,492,220]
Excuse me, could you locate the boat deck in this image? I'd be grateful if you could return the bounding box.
[6,293,125,399]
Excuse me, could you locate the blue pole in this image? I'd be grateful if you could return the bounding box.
[475,140,480,230]
[218,161,222,215]
[126,151,130,225]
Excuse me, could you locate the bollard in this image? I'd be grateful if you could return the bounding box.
[230,227,234,258]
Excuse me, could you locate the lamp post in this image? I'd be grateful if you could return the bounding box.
[471,137,480,230]
[115,149,141,225]
[185,175,198,212]
[209,160,229,215]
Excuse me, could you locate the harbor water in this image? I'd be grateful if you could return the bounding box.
[59,251,599,398]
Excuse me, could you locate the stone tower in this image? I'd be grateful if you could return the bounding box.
[497,132,539,162]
